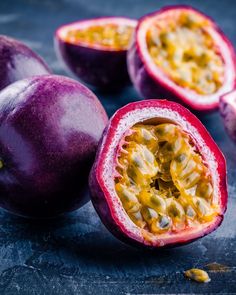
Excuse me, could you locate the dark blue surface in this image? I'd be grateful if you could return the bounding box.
[0,0,236,294]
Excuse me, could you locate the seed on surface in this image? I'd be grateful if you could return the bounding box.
[184,268,211,283]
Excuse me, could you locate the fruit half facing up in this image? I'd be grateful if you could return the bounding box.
[128,6,236,111]
[89,100,227,248]
[55,17,137,89]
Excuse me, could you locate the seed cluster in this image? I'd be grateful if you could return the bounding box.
[65,24,134,49]
[146,11,224,95]
[184,268,211,283]
[115,123,217,235]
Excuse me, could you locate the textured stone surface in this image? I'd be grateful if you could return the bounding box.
[0,0,236,294]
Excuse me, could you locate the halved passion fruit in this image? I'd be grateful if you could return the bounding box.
[128,6,236,111]
[220,90,236,143]
[89,100,227,248]
[55,17,137,89]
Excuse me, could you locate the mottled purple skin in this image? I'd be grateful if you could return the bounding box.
[0,35,51,91]
[0,75,108,218]
[55,36,131,89]
[220,91,236,143]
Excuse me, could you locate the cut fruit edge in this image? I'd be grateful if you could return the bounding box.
[56,17,137,51]
[135,5,236,110]
[95,99,227,247]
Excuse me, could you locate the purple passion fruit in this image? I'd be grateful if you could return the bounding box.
[0,35,50,91]
[89,100,227,248]
[55,17,137,89]
[127,6,236,111]
[0,75,108,218]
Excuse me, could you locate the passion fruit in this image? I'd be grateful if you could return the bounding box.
[89,100,227,248]
[220,90,236,143]
[0,35,50,91]
[128,6,236,111]
[0,75,108,218]
[55,17,137,89]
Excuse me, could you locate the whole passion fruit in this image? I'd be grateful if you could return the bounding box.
[55,17,137,89]
[0,75,108,218]
[89,100,227,248]
[128,6,236,111]
[220,90,236,143]
[0,35,51,91]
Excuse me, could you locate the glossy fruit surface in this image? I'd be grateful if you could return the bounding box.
[55,17,137,89]
[220,90,236,143]
[89,99,227,248]
[128,6,236,111]
[0,35,50,91]
[0,75,108,218]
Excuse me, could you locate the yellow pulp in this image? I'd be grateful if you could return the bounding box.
[115,123,218,235]
[146,11,224,95]
[184,268,211,283]
[65,24,134,49]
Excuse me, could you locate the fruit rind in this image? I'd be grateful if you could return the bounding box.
[55,17,137,89]
[127,5,236,111]
[89,99,227,248]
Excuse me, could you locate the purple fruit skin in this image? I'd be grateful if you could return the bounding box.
[0,35,51,91]
[55,37,131,89]
[220,93,236,143]
[0,75,108,218]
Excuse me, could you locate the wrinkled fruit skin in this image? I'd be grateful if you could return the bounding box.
[127,6,236,111]
[89,100,227,249]
[220,90,236,143]
[55,18,136,89]
[0,35,51,91]
[0,75,108,218]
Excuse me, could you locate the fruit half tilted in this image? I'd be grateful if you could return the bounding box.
[89,100,227,248]
[55,17,137,89]
[0,35,51,91]
[128,6,236,111]
[0,75,108,218]
[220,89,236,143]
